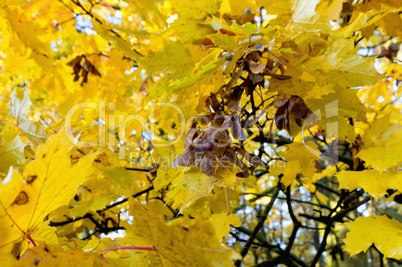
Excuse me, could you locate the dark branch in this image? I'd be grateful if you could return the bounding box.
[235,186,280,267]
[49,186,154,227]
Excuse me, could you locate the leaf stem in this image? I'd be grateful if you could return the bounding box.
[27,235,37,247]
[0,119,18,128]
[68,239,78,248]
[102,255,108,264]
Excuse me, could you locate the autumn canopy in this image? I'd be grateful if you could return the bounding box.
[1,0,402,266]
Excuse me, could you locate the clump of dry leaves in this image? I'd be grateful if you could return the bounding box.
[172,114,264,177]
[173,48,316,177]
[67,55,101,85]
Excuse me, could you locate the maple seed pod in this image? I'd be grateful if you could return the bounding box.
[272,95,316,134]
[67,55,101,85]
[200,157,214,177]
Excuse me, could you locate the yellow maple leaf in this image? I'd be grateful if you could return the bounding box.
[17,244,107,266]
[337,169,402,200]
[141,39,194,77]
[124,0,167,27]
[91,19,143,61]
[167,167,238,211]
[174,0,221,21]
[207,32,239,50]
[86,202,237,266]
[0,126,26,174]
[8,88,48,146]
[0,131,98,255]
[220,0,258,15]
[291,0,331,31]
[269,141,320,187]
[1,7,50,56]
[209,212,242,240]
[333,2,402,38]
[357,114,402,171]
[315,0,343,21]
[343,216,402,259]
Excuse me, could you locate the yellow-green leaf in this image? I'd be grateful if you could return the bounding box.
[207,32,239,50]
[175,0,221,21]
[141,40,194,77]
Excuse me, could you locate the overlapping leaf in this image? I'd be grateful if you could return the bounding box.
[85,202,237,266]
[357,114,402,171]
[0,126,26,174]
[8,88,48,146]
[0,131,98,255]
[269,141,320,187]
[17,244,107,266]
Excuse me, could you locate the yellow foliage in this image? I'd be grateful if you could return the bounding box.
[0,132,98,255]
[343,216,402,259]
[0,0,401,265]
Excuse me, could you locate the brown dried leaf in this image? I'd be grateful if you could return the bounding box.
[274,105,288,131]
[183,124,198,148]
[231,115,246,140]
[226,87,244,111]
[172,147,196,167]
[200,157,214,176]
[72,63,82,80]
[264,58,278,72]
[288,96,317,124]
[209,144,227,157]
[247,60,266,74]
[209,93,222,112]
[272,98,289,107]
[195,114,214,125]
[236,171,250,178]
[193,125,230,153]
[245,51,261,62]
[67,55,83,67]
[220,115,233,131]
[239,10,256,25]
[288,96,310,119]
[226,65,244,90]
[193,133,212,153]
[207,125,230,143]
[90,66,102,77]
[248,73,264,83]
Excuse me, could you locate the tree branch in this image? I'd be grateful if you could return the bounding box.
[49,186,154,227]
[285,188,301,255]
[235,186,280,267]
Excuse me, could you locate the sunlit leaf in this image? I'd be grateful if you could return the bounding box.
[0,131,98,254]
[343,216,402,259]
